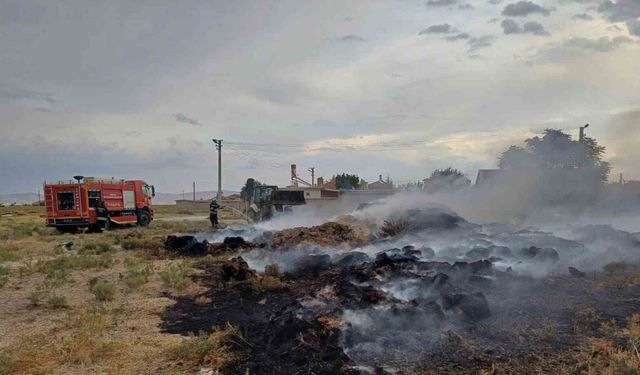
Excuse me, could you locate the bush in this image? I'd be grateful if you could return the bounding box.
[28,280,68,308]
[122,258,153,289]
[159,263,191,290]
[35,253,114,278]
[88,278,116,301]
[46,294,69,309]
[81,240,115,255]
[120,237,163,251]
[166,324,244,370]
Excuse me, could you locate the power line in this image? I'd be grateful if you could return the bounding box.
[223,139,434,153]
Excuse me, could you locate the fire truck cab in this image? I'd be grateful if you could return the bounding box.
[44,176,155,232]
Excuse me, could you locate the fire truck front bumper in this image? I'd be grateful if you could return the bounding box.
[47,218,90,227]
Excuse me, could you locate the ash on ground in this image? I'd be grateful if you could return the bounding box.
[161,205,640,374]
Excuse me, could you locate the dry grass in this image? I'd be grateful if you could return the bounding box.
[379,218,412,238]
[159,262,192,291]
[80,238,116,254]
[0,307,124,374]
[574,306,601,334]
[603,261,630,275]
[440,330,473,350]
[166,323,246,371]
[247,274,288,292]
[0,265,9,289]
[88,278,117,301]
[0,206,224,374]
[121,257,154,289]
[576,314,640,375]
[0,244,20,262]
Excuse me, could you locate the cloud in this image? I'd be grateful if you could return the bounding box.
[335,34,366,42]
[502,19,549,36]
[573,13,594,21]
[598,0,640,23]
[502,1,552,17]
[425,0,457,6]
[523,21,549,36]
[0,86,56,105]
[468,35,496,52]
[419,24,455,34]
[174,113,202,126]
[445,32,471,41]
[501,19,522,34]
[565,36,635,52]
[627,19,640,37]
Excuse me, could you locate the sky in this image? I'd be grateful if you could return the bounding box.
[0,0,639,194]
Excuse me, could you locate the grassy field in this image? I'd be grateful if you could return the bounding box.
[0,205,241,375]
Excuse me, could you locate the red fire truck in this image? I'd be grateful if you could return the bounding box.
[44,176,155,232]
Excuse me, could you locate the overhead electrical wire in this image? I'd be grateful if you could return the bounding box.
[223,139,434,153]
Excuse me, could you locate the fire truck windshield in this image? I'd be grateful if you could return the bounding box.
[143,184,153,198]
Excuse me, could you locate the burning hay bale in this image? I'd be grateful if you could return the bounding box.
[220,257,256,282]
[294,253,331,274]
[265,222,369,249]
[378,207,470,239]
[568,266,586,278]
[332,251,371,268]
[165,235,256,256]
[164,235,209,256]
[518,246,560,263]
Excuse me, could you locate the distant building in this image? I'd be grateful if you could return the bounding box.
[475,169,501,186]
[323,177,337,190]
[369,175,393,190]
[280,186,339,201]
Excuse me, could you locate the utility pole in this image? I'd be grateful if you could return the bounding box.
[192,181,196,201]
[579,124,589,143]
[212,139,223,204]
[308,167,315,187]
[578,124,590,167]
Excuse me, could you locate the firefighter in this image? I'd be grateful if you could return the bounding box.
[96,200,110,230]
[209,200,220,228]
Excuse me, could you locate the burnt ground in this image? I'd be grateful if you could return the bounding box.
[161,252,640,375]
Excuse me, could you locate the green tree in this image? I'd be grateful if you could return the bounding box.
[334,173,360,190]
[424,167,470,193]
[498,128,611,206]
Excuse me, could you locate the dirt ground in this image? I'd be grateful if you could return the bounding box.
[2,205,640,375]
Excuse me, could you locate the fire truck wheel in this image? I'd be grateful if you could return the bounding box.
[138,210,150,227]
